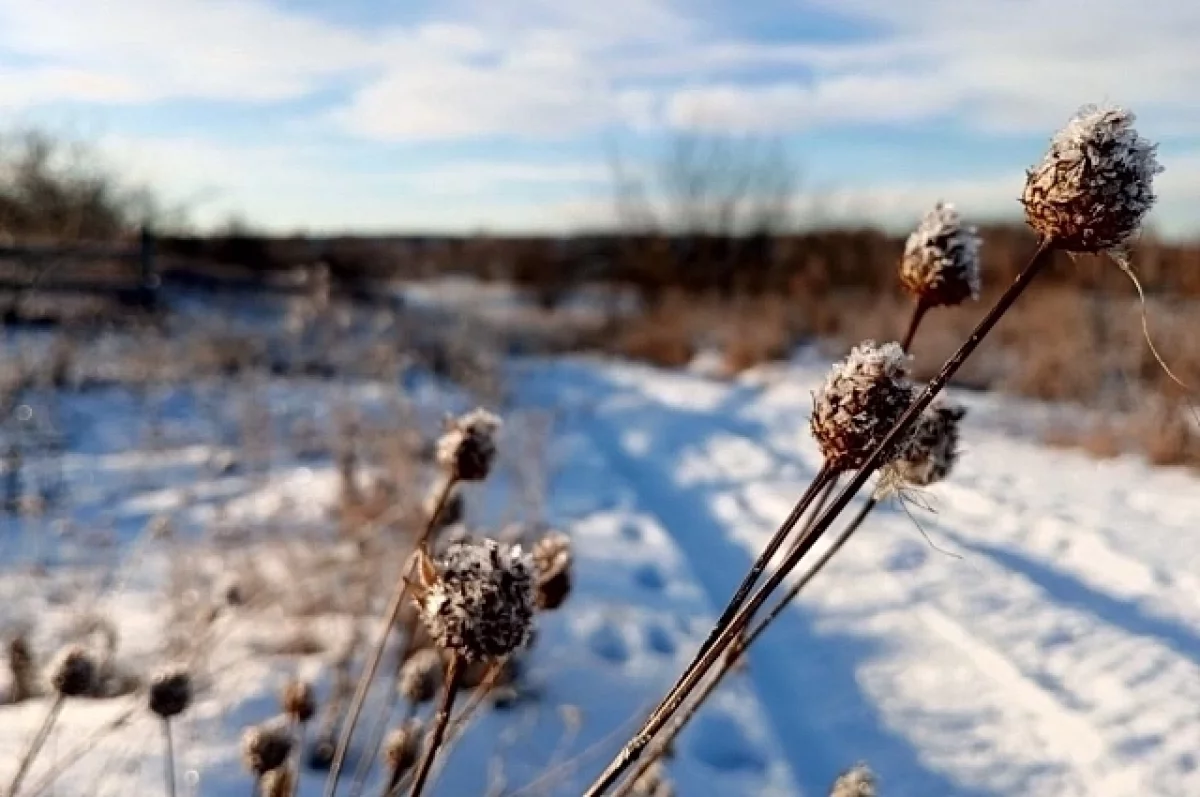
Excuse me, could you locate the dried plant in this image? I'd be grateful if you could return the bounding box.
[398,649,443,707]
[7,633,37,703]
[532,531,573,611]
[380,720,423,796]
[829,762,878,797]
[148,665,192,797]
[899,202,981,347]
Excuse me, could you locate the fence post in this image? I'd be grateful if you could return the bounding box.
[139,226,158,309]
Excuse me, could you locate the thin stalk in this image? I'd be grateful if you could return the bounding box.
[22,703,137,797]
[289,720,307,797]
[901,300,930,351]
[641,466,835,729]
[584,239,1055,796]
[251,776,261,797]
[162,719,177,797]
[7,694,65,797]
[407,655,463,797]
[325,476,456,797]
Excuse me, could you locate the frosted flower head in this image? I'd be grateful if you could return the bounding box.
[885,402,967,488]
[383,719,423,776]
[48,645,96,697]
[280,678,315,723]
[413,538,535,662]
[811,341,916,471]
[398,648,443,705]
[532,531,573,611]
[829,762,877,797]
[241,720,293,775]
[900,202,982,306]
[148,665,192,719]
[1022,104,1162,253]
[435,408,502,482]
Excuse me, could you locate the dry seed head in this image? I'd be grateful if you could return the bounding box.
[532,531,573,611]
[280,678,315,723]
[830,762,878,797]
[260,767,294,797]
[435,408,501,482]
[632,760,675,797]
[147,664,192,719]
[414,538,535,662]
[900,202,981,306]
[810,341,916,471]
[8,634,36,702]
[383,719,423,777]
[398,648,443,705]
[884,402,967,488]
[1022,104,1162,253]
[48,644,97,697]
[241,720,293,775]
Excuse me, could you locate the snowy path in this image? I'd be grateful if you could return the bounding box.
[518,357,1200,797]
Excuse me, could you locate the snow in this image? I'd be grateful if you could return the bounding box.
[2,301,1199,796]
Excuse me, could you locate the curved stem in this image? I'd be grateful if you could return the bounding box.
[901,300,930,351]
[583,238,1055,797]
[325,476,456,797]
[408,655,463,797]
[7,694,64,797]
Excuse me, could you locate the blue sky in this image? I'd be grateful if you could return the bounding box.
[2,0,1199,237]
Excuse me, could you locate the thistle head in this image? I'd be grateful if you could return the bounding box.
[1022,104,1162,253]
[241,720,293,776]
[48,645,97,697]
[829,762,878,797]
[398,648,443,705]
[531,531,573,611]
[147,664,192,719]
[884,402,966,489]
[435,408,502,482]
[810,341,916,471]
[280,678,315,724]
[383,719,423,778]
[412,538,535,662]
[900,202,981,307]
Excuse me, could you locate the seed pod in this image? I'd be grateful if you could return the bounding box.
[147,665,192,719]
[1022,104,1162,253]
[810,341,916,471]
[899,202,981,307]
[413,538,535,662]
[829,762,877,797]
[48,645,96,697]
[435,409,502,482]
[398,648,442,705]
[532,532,572,611]
[885,402,966,488]
[280,679,315,724]
[241,721,293,776]
[383,719,423,779]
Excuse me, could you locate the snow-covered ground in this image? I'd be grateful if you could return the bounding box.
[1,288,1198,796]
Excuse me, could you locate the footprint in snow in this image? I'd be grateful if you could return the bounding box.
[633,563,666,592]
[688,712,766,773]
[587,622,630,664]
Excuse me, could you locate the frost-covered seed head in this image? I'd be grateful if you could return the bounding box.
[148,665,192,719]
[48,645,96,697]
[414,538,535,662]
[241,721,293,775]
[1022,104,1162,253]
[260,767,294,797]
[810,342,916,471]
[900,202,982,306]
[532,532,573,611]
[280,679,315,723]
[398,648,443,705]
[885,402,966,488]
[383,719,423,776]
[435,409,502,482]
[829,762,877,797]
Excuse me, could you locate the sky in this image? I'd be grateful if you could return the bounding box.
[2,0,1199,237]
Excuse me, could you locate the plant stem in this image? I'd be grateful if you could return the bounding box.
[325,476,456,797]
[7,694,64,797]
[162,719,177,797]
[583,238,1055,797]
[901,300,930,351]
[408,655,463,797]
